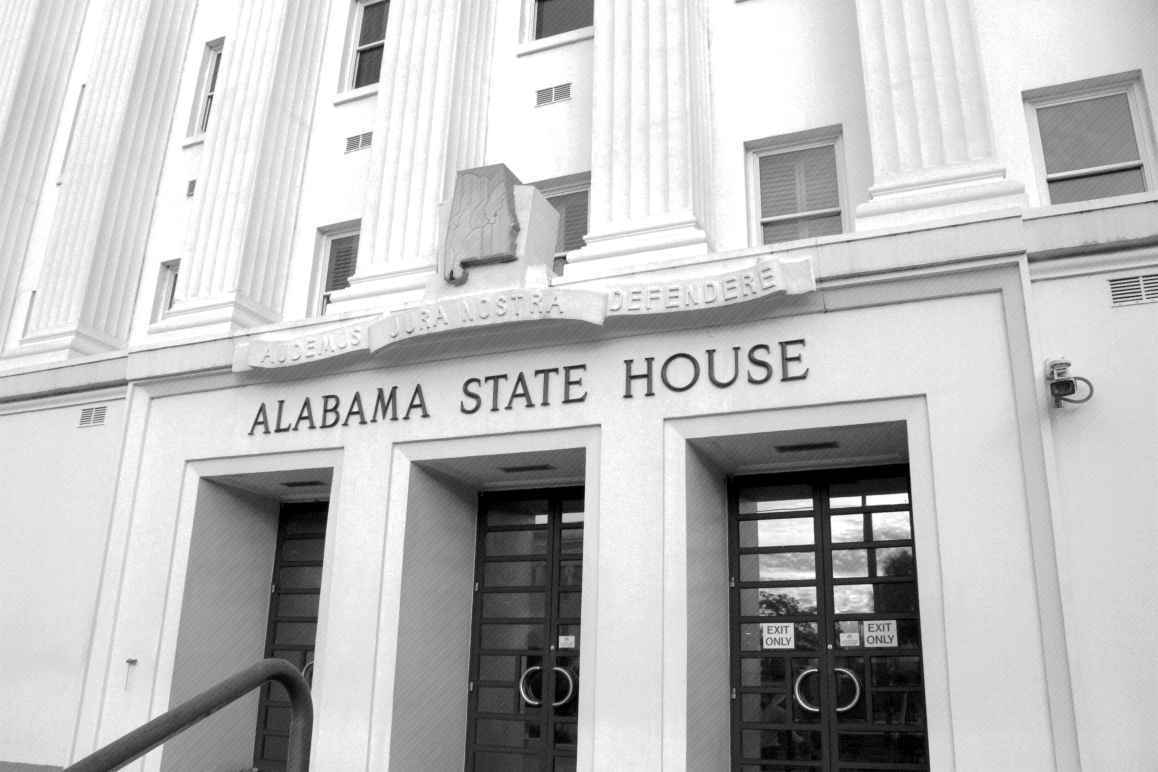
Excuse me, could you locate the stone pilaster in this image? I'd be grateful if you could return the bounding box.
[564,0,713,281]
[160,0,328,334]
[330,0,497,311]
[854,0,1023,228]
[0,0,88,350]
[15,0,196,358]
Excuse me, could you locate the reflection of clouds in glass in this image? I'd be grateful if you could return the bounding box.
[740,517,814,547]
[872,511,911,541]
[835,584,875,613]
[832,549,868,578]
[753,551,815,580]
[831,514,863,542]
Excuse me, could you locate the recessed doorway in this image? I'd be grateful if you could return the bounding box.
[729,466,928,770]
[464,488,585,772]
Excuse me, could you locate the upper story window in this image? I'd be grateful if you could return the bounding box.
[189,39,223,137]
[534,172,590,273]
[747,125,845,246]
[317,225,360,314]
[151,260,180,322]
[350,0,389,89]
[534,0,593,40]
[1025,71,1154,206]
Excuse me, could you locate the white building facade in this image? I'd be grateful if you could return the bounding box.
[0,0,1156,770]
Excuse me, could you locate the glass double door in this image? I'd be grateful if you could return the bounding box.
[730,467,929,771]
[254,502,327,771]
[465,489,584,772]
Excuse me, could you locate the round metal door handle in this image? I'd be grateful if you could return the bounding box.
[792,667,820,712]
[834,667,862,713]
[551,666,575,708]
[518,666,543,706]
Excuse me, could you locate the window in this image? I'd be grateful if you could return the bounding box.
[349,1,388,89]
[534,173,589,273]
[189,39,223,136]
[533,0,593,40]
[1026,71,1154,206]
[317,227,360,314]
[151,260,180,322]
[747,126,845,246]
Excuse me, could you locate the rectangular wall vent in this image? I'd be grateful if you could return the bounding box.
[535,82,572,107]
[186,179,196,197]
[1109,274,1158,306]
[344,131,373,153]
[78,405,107,428]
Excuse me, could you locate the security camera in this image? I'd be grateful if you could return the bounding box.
[1045,358,1093,407]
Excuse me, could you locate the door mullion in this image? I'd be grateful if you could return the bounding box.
[543,497,560,769]
[815,480,839,772]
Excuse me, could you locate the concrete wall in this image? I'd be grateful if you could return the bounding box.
[386,465,476,772]
[1032,265,1158,771]
[0,396,123,767]
[159,480,279,772]
[66,275,1068,770]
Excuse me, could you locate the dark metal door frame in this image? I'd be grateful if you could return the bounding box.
[465,487,584,771]
[253,502,328,771]
[729,465,929,771]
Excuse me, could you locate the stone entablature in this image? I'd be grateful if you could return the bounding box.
[233,254,815,372]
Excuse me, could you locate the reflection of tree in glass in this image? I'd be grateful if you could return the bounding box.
[880,549,915,577]
[759,592,804,615]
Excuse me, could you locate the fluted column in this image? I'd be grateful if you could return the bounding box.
[854,0,1023,229]
[160,0,328,334]
[0,0,88,351]
[16,0,196,357]
[564,0,713,281]
[331,0,497,310]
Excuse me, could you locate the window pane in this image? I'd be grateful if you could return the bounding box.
[354,45,383,88]
[547,190,589,253]
[871,512,911,542]
[739,552,816,581]
[535,0,593,39]
[762,213,842,245]
[741,586,818,616]
[486,499,550,527]
[738,485,813,514]
[1048,168,1145,204]
[1038,93,1140,174]
[359,1,388,45]
[326,234,359,292]
[482,592,545,619]
[739,517,814,547]
[758,146,839,218]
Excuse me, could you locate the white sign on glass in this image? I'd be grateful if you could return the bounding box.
[760,622,795,650]
[864,619,898,647]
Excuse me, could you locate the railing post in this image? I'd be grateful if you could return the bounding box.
[65,658,312,772]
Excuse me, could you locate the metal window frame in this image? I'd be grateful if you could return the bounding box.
[150,259,180,323]
[188,38,224,138]
[344,0,388,91]
[744,125,848,248]
[312,220,361,316]
[1023,70,1157,207]
[727,465,930,771]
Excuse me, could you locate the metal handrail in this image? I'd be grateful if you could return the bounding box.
[65,658,312,772]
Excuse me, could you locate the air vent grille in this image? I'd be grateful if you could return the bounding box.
[535,82,572,107]
[1109,274,1158,307]
[344,131,373,153]
[78,405,107,428]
